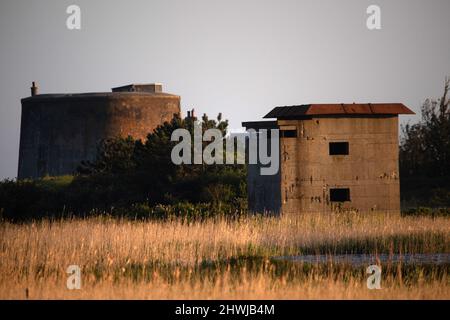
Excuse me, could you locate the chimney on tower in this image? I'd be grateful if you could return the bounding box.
[31,82,38,96]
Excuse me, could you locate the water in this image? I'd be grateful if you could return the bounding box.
[274,253,450,266]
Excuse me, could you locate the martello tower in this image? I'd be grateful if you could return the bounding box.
[18,82,180,179]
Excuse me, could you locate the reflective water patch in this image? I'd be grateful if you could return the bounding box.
[274,253,450,266]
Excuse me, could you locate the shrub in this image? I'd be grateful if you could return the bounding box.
[402,207,450,217]
[1,113,248,220]
[114,201,247,221]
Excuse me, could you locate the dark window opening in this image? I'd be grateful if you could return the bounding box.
[330,188,351,202]
[329,142,349,155]
[281,130,297,138]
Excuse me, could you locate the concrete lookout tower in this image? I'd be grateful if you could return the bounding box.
[243,103,415,214]
[18,82,180,179]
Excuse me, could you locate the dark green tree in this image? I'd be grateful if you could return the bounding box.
[400,78,450,207]
[75,112,246,210]
[400,78,450,177]
[78,136,137,175]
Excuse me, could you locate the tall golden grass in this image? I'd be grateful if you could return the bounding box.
[0,212,448,299]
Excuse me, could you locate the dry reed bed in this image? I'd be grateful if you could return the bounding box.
[3,277,449,299]
[0,213,448,299]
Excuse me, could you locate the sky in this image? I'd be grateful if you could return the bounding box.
[0,0,449,179]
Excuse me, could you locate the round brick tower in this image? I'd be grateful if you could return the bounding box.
[18,83,180,179]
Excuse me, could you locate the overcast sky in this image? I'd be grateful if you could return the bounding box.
[1,0,449,179]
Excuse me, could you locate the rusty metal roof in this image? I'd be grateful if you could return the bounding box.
[263,103,415,118]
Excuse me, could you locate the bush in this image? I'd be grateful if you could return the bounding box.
[402,207,450,217]
[429,188,450,207]
[0,173,248,221]
[0,179,43,220]
[112,201,247,221]
[0,113,248,220]
[0,177,75,220]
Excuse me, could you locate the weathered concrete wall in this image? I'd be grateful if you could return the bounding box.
[243,122,281,214]
[247,162,281,214]
[18,92,180,179]
[247,135,282,214]
[278,116,400,214]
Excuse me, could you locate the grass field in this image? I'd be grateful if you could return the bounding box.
[0,212,448,299]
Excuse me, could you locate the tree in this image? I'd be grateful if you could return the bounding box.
[75,112,246,210]
[400,78,450,207]
[400,78,450,177]
[78,136,137,175]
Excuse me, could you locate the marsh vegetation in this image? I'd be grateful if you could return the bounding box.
[0,212,448,299]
